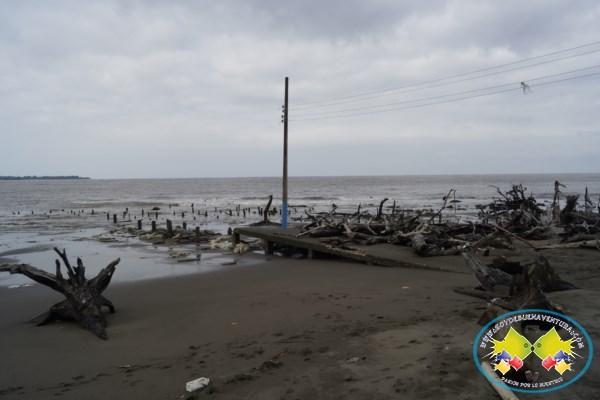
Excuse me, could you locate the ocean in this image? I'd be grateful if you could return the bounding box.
[1,173,598,286]
[1,174,599,220]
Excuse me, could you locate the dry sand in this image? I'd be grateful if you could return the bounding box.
[0,251,598,400]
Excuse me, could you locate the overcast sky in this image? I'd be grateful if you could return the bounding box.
[1,1,599,178]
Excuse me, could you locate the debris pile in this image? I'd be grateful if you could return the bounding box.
[296,182,600,257]
[456,252,576,322]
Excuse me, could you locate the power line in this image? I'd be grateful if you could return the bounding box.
[292,64,600,118]
[296,48,600,110]
[294,40,600,108]
[290,71,600,122]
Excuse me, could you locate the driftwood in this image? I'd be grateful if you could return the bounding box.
[0,248,120,339]
[460,252,574,312]
[537,239,600,251]
[560,195,579,224]
[263,195,273,224]
[462,253,512,293]
[293,182,599,258]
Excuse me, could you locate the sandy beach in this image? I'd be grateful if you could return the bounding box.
[3,1,600,398]
[1,248,599,400]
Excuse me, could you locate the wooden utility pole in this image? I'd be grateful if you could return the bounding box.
[282,77,289,228]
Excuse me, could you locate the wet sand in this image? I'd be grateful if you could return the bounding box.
[1,251,599,399]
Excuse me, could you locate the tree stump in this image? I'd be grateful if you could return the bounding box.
[0,248,120,339]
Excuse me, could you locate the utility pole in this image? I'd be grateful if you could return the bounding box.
[281,77,289,228]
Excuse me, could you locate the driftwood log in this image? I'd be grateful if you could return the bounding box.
[293,181,599,258]
[0,248,120,339]
[460,252,575,313]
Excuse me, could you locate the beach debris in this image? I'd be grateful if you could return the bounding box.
[246,195,280,227]
[296,201,491,256]
[0,248,119,339]
[126,225,220,245]
[233,242,250,254]
[210,236,234,250]
[293,182,600,258]
[457,252,575,321]
[185,377,210,393]
[263,195,273,224]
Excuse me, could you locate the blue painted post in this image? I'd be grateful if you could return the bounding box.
[282,77,289,229]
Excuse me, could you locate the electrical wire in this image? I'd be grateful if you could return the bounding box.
[291,64,600,118]
[294,40,600,109]
[290,71,600,122]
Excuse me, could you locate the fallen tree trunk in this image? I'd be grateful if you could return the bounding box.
[537,239,600,251]
[0,248,120,339]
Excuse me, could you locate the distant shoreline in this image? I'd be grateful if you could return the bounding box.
[0,176,90,181]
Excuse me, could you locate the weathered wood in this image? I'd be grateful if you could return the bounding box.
[489,223,538,249]
[263,240,274,255]
[461,253,570,311]
[235,226,466,273]
[462,252,512,292]
[0,249,120,339]
[377,198,388,219]
[537,239,600,250]
[560,195,579,225]
[264,195,273,224]
[232,230,240,245]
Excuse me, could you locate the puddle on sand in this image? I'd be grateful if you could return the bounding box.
[0,228,256,288]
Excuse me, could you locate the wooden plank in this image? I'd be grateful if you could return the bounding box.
[234,226,468,274]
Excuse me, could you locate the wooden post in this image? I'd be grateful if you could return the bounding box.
[137,219,142,230]
[263,240,274,255]
[166,219,173,236]
[182,222,187,230]
[151,220,156,232]
[282,76,289,229]
[113,214,117,224]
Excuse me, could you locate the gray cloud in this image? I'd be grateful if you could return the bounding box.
[0,1,599,178]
